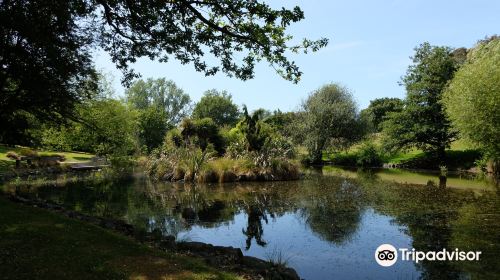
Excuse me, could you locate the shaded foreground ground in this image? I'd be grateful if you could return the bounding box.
[0,197,241,280]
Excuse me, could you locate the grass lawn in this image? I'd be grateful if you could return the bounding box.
[383,149,424,164]
[321,135,480,169]
[0,197,241,280]
[0,145,94,173]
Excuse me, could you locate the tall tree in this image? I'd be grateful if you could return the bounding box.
[443,37,500,176]
[42,98,139,156]
[295,83,360,163]
[41,74,139,155]
[263,110,297,138]
[360,98,404,132]
[0,0,98,133]
[383,43,462,164]
[1,0,327,138]
[192,90,240,127]
[126,78,191,151]
[126,78,191,124]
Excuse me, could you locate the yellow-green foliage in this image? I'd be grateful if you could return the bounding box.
[148,150,300,183]
[6,151,19,160]
[205,158,254,183]
[444,37,500,163]
[147,112,300,182]
[18,147,38,157]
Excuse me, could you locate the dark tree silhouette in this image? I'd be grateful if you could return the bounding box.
[1,0,327,142]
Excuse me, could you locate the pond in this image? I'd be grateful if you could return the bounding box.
[3,168,499,279]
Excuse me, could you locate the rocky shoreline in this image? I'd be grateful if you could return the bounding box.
[7,194,300,280]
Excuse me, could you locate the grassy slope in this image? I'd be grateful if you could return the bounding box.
[0,145,94,172]
[384,139,476,164]
[0,197,241,280]
[322,137,480,168]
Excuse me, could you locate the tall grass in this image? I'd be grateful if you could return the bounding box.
[265,246,292,267]
[148,152,300,183]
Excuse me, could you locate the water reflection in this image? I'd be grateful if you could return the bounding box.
[299,178,364,244]
[242,205,268,250]
[3,169,499,280]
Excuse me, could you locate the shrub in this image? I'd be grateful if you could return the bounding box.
[269,158,300,180]
[41,154,66,162]
[225,137,248,159]
[328,152,358,166]
[356,142,383,167]
[177,118,225,154]
[6,151,20,160]
[18,147,38,157]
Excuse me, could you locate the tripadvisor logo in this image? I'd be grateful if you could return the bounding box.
[375,244,482,267]
[375,244,398,267]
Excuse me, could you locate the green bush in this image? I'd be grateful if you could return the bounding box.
[6,151,20,160]
[356,142,383,167]
[18,147,38,158]
[326,142,383,167]
[147,112,300,182]
[179,118,225,154]
[327,152,358,166]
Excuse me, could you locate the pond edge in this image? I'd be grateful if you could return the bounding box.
[6,194,300,280]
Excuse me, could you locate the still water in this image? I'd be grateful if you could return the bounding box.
[4,168,499,279]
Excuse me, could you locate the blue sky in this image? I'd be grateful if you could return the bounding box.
[94,0,500,111]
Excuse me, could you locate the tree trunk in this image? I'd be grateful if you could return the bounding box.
[488,159,500,180]
[436,146,446,167]
[309,140,325,165]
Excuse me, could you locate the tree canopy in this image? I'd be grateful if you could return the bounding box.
[42,98,138,156]
[192,89,240,127]
[41,75,139,155]
[382,43,462,163]
[294,83,360,163]
[0,0,98,126]
[443,37,500,172]
[126,78,191,124]
[95,0,328,84]
[360,98,404,132]
[1,0,326,143]
[125,78,191,151]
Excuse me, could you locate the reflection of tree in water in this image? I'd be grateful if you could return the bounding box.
[450,190,500,279]
[239,191,279,250]
[14,171,500,279]
[300,179,364,244]
[369,182,475,280]
[32,177,133,218]
[242,205,268,250]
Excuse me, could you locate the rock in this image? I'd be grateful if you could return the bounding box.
[243,256,269,271]
[242,256,300,280]
[213,245,243,262]
[279,267,300,280]
[177,241,213,252]
[181,207,196,220]
[159,235,176,250]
